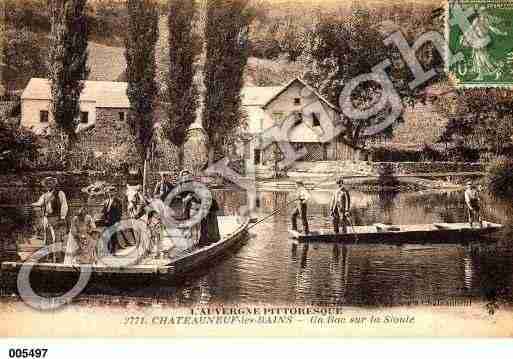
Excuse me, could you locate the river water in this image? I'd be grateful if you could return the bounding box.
[1,185,513,308]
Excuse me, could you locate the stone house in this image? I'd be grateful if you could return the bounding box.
[240,78,358,176]
[20,78,132,153]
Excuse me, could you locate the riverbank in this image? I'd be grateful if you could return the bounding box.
[254,174,475,192]
[0,165,485,200]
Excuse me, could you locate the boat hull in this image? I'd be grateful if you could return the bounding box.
[0,216,249,286]
[289,221,503,244]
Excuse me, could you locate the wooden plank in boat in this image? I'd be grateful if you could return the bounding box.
[289,221,503,243]
[374,223,401,232]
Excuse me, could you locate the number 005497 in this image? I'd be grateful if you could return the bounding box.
[8,348,48,358]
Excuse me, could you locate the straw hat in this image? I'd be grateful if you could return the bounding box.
[126,183,141,191]
[105,185,117,193]
[82,181,114,197]
[178,170,193,183]
[41,176,58,188]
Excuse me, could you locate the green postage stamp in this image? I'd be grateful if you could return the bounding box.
[448,0,513,86]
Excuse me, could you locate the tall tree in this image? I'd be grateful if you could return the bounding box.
[305,5,443,149]
[165,0,200,156]
[202,0,253,162]
[47,0,89,142]
[125,0,159,167]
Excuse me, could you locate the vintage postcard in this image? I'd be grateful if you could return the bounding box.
[1,0,513,340]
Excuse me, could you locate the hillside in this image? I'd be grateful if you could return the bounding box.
[87,43,126,82]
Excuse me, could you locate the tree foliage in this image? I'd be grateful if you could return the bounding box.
[202,0,253,161]
[1,27,47,91]
[47,0,89,142]
[125,0,159,161]
[305,5,443,149]
[0,121,40,172]
[164,0,201,147]
[437,89,513,158]
[486,156,513,196]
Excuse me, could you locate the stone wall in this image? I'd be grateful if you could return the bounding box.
[78,107,130,153]
[371,162,484,175]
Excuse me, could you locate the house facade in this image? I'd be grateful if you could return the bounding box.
[241,78,358,176]
[21,78,131,152]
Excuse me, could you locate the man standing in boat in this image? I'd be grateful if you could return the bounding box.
[465,180,482,228]
[32,176,69,246]
[101,185,123,254]
[291,181,310,234]
[153,172,174,201]
[330,178,351,234]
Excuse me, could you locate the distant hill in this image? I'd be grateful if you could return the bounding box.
[87,42,126,82]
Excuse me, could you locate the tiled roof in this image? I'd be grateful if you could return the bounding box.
[22,78,283,110]
[21,78,130,108]
[263,78,340,111]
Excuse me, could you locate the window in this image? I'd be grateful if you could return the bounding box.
[119,112,125,121]
[254,149,261,165]
[80,111,89,124]
[312,112,320,127]
[294,112,302,126]
[294,98,301,105]
[40,110,48,123]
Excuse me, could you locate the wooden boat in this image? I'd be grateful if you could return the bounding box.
[1,216,249,282]
[289,220,503,244]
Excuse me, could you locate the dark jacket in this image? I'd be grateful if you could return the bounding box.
[154,180,174,202]
[102,197,122,226]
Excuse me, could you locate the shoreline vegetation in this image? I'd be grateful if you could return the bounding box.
[0,168,478,192]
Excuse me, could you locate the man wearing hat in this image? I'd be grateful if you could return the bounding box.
[291,181,310,234]
[101,185,123,254]
[464,181,482,227]
[32,176,69,245]
[329,178,351,234]
[153,172,174,201]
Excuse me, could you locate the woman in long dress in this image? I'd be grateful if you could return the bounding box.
[66,207,98,264]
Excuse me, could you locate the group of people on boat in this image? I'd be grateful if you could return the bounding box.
[31,170,220,265]
[290,178,483,235]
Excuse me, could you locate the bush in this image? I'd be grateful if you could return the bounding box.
[377,163,399,187]
[419,144,446,161]
[0,122,40,172]
[446,145,480,162]
[369,146,422,162]
[486,157,513,196]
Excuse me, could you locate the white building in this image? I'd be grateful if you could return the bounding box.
[241,78,358,176]
[20,78,130,135]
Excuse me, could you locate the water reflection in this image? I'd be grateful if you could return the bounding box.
[1,185,513,307]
